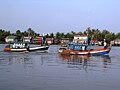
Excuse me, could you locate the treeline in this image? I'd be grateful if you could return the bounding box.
[0,28,39,43]
[0,27,120,43]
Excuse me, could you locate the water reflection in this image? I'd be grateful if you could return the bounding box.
[60,55,89,64]
[59,54,111,70]
[0,53,33,69]
[101,55,111,68]
[59,55,90,70]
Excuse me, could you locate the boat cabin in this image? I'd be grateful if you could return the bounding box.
[12,42,28,48]
[69,35,89,51]
[73,35,88,44]
[68,43,88,51]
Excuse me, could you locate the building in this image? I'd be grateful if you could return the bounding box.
[111,39,120,46]
[60,38,70,46]
[5,36,18,43]
[22,36,32,43]
[60,38,70,44]
[73,35,88,44]
[32,36,44,44]
[45,38,54,45]
[91,38,98,45]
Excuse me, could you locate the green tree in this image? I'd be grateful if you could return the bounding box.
[56,32,61,38]
[60,33,65,38]
[27,28,35,37]
[77,31,83,35]
[15,30,22,41]
[102,30,110,39]
[45,34,49,38]
[49,33,54,38]
[105,33,113,43]
[111,33,116,40]
[22,31,28,36]
[71,31,76,35]
[115,33,120,39]
[85,27,92,37]
[94,29,102,40]
[0,29,11,43]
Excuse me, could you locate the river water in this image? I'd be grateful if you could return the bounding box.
[0,44,120,90]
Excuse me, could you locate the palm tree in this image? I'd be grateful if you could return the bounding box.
[27,28,35,37]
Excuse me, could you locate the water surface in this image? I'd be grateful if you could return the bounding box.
[0,44,120,90]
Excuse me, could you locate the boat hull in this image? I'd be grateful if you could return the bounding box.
[4,45,49,52]
[59,47,111,55]
[90,48,111,55]
[59,49,89,55]
[10,48,28,52]
[4,47,11,51]
[29,46,49,52]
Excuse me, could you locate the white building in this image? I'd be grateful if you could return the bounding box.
[111,39,120,46]
[5,36,18,43]
[73,35,88,44]
[22,36,32,42]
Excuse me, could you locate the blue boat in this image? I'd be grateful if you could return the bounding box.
[59,35,111,55]
[59,42,111,55]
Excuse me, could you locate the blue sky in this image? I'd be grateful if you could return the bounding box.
[0,0,120,34]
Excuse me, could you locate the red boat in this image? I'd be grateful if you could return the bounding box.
[59,43,111,55]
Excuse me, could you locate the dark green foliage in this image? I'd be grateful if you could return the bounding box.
[0,29,11,43]
[0,27,120,43]
[115,33,120,39]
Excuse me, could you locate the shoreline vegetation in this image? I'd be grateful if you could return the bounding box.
[0,27,120,45]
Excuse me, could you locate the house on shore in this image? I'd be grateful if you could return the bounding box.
[5,36,18,43]
[22,36,32,43]
[60,38,70,44]
[73,35,88,44]
[60,38,70,46]
[111,39,120,46]
[91,38,98,45]
[32,36,44,45]
[45,38,54,45]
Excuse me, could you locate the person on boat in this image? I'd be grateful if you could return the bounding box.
[104,39,108,49]
[27,45,30,51]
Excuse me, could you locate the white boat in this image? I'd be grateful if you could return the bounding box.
[4,42,28,52]
[29,45,49,52]
[10,48,28,52]
[4,42,49,52]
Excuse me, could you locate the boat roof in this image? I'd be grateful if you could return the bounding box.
[68,42,88,46]
[13,42,28,44]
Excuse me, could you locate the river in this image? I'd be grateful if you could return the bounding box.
[0,44,120,90]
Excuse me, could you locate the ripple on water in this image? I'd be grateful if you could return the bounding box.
[0,45,120,90]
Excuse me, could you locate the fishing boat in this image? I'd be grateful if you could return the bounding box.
[4,42,49,52]
[58,43,111,55]
[90,47,111,55]
[59,35,111,55]
[4,42,28,52]
[29,45,49,52]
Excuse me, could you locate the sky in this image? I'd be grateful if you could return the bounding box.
[0,0,120,34]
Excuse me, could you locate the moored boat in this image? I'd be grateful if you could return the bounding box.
[59,43,111,55]
[90,47,111,55]
[59,34,111,55]
[29,45,49,52]
[4,42,28,52]
[4,42,49,52]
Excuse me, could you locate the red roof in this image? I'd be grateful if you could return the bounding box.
[33,37,43,40]
[46,38,54,41]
